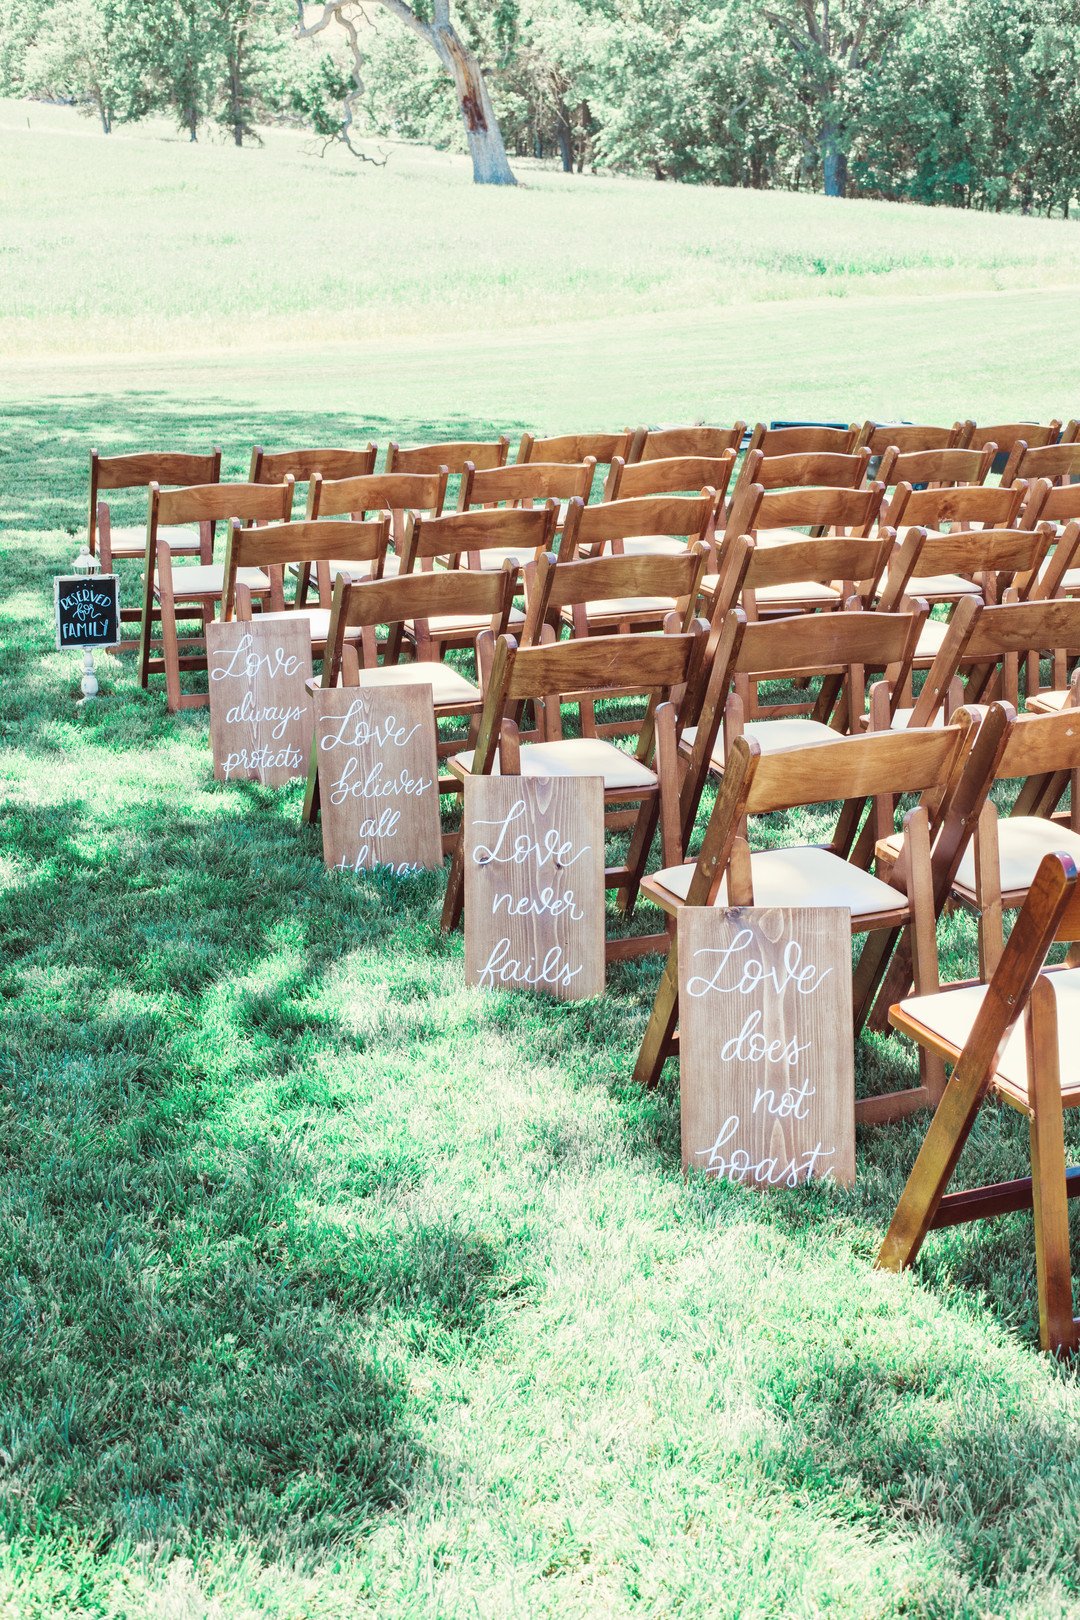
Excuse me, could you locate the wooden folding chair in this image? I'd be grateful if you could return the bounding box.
[560,491,716,563]
[676,605,928,849]
[301,562,519,827]
[876,444,997,491]
[456,459,596,567]
[387,436,510,474]
[718,481,887,592]
[857,421,970,456]
[1002,424,1080,488]
[521,544,708,646]
[878,848,1080,1354]
[633,716,986,1118]
[307,468,449,575]
[138,478,294,711]
[878,524,1058,623]
[634,424,746,461]
[90,449,222,644]
[707,526,902,622]
[728,446,872,512]
[746,423,859,456]
[221,516,391,658]
[441,626,709,961]
[395,506,558,658]
[517,430,635,470]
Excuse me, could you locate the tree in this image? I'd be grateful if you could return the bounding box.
[18,0,150,133]
[297,0,516,184]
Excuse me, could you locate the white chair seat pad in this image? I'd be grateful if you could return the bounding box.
[1027,688,1070,714]
[889,703,988,731]
[909,572,980,598]
[750,581,843,606]
[110,522,201,556]
[604,536,689,558]
[156,564,269,598]
[422,607,525,635]
[954,816,1080,896]
[914,617,951,660]
[651,845,904,917]
[895,967,1080,1099]
[682,716,839,767]
[355,662,481,705]
[563,596,677,620]
[469,546,535,571]
[254,607,334,640]
[754,528,814,548]
[454,736,657,790]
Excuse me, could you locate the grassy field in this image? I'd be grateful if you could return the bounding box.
[5,104,1080,1617]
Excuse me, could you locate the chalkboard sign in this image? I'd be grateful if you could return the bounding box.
[206,620,314,786]
[312,682,442,874]
[677,906,855,1189]
[54,575,120,650]
[464,775,605,1001]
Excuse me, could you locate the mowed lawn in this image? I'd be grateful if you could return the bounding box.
[5,105,1080,1618]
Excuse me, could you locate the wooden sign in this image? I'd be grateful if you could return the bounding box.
[677,907,855,1188]
[464,775,604,1001]
[206,620,313,786]
[312,683,442,874]
[54,574,120,650]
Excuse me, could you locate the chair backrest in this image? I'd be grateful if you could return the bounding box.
[220,516,390,620]
[1022,478,1080,528]
[877,444,996,489]
[732,446,871,502]
[603,452,736,506]
[857,421,968,456]
[993,706,1080,783]
[1002,427,1080,488]
[747,423,859,456]
[517,430,634,467]
[884,480,1027,532]
[561,493,715,557]
[89,447,221,549]
[458,460,595,511]
[386,437,509,474]
[725,479,884,541]
[890,526,1054,606]
[248,445,377,486]
[152,478,294,536]
[635,423,745,461]
[402,505,558,570]
[520,545,709,644]
[966,420,1061,455]
[960,596,1080,706]
[307,468,448,524]
[321,563,517,685]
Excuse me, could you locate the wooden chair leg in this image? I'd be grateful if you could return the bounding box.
[1026,979,1076,1355]
[632,937,680,1087]
[155,549,183,713]
[442,832,466,933]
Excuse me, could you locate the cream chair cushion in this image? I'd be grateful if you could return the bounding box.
[603,536,688,558]
[155,564,269,598]
[895,968,1080,1098]
[355,662,481,705]
[257,606,334,640]
[682,716,840,767]
[914,616,951,660]
[562,596,678,621]
[421,607,525,636]
[110,521,201,557]
[953,816,1080,897]
[907,573,980,599]
[1027,688,1071,714]
[651,845,904,917]
[453,737,657,790]
[888,703,987,730]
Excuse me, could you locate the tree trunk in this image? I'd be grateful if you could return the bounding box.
[430,19,516,185]
[821,123,847,197]
[554,117,573,173]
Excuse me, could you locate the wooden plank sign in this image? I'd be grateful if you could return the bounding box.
[464,775,605,1001]
[54,574,120,650]
[206,620,313,786]
[312,683,442,874]
[677,906,855,1189]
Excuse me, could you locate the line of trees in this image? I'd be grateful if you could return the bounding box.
[3,0,1079,213]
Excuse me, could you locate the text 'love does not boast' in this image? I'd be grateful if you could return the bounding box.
[206,620,313,786]
[464,775,605,1001]
[677,906,855,1189]
[311,682,442,874]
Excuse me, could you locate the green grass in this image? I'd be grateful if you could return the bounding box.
[6,105,1080,1616]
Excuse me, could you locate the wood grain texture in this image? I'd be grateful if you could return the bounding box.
[313,683,442,874]
[206,620,313,786]
[677,906,855,1188]
[464,775,605,1001]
